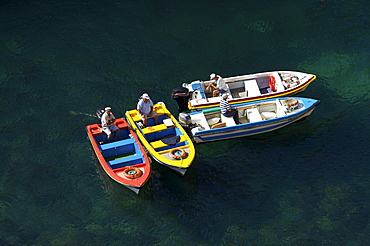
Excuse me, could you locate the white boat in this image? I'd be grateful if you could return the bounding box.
[172,71,316,111]
[180,97,319,143]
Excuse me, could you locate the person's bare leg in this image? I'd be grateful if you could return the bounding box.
[213,89,219,97]
[113,129,120,141]
[206,84,213,97]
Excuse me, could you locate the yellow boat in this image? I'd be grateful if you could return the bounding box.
[125,103,195,176]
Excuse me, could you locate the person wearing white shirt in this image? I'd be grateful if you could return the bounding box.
[206,73,228,97]
[137,93,158,127]
[101,107,120,142]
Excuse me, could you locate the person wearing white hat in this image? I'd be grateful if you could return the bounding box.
[137,93,158,127]
[220,93,240,124]
[101,107,120,142]
[206,73,228,97]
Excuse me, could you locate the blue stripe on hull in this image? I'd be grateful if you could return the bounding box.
[194,108,315,143]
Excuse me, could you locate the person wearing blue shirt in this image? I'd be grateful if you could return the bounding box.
[220,93,240,124]
[137,93,158,127]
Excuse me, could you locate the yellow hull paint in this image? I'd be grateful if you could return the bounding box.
[125,104,195,173]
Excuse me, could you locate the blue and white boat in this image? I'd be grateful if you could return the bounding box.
[182,97,319,143]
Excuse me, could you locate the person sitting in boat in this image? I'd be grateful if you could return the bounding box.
[206,73,228,97]
[137,93,158,127]
[101,107,120,142]
[220,93,241,125]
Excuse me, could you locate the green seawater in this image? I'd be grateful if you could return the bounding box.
[1,0,370,245]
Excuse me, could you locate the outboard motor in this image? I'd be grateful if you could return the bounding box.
[172,87,190,112]
[95,108,105,119]
[179,112,192,126]
[178,112,196,135]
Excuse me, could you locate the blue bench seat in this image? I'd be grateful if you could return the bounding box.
[100,138,135,151]
[192,83,205,99]
[108,154,144,168]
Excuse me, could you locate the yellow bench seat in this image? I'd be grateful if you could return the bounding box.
[128,106,166,122]
[141,124,170,134]
[127,112,142,122]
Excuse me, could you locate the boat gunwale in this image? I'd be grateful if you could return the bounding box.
[125,104,196,172]
[188,72,316,110]
[192,107,318,143]
[86,118,151,190]
[189,97,319,139]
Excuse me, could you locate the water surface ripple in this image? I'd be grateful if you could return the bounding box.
[0,0,369,245]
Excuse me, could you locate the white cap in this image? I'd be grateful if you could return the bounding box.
[105,107,112,111]
[210,73,216,80]
[222,93,229,99]
[142,93,150,99]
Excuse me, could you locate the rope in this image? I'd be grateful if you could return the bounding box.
[70,111,96,118]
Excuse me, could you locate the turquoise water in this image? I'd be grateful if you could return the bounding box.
[1,0,370,245]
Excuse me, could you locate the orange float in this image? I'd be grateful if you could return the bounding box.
[169,148,187,160]
[123,167,142,179]
[283,98,299,108]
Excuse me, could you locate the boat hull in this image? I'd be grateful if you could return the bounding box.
[189,97,319,143]
[86,118,151,193]
[184,71,316,110]
[125,103,195,176]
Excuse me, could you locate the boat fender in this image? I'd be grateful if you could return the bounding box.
[123,167,143,179]
[169,148,187,160]
[283,98,298,107]
[269,76,277,92]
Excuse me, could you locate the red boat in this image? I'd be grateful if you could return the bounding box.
[86,118,151,194]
